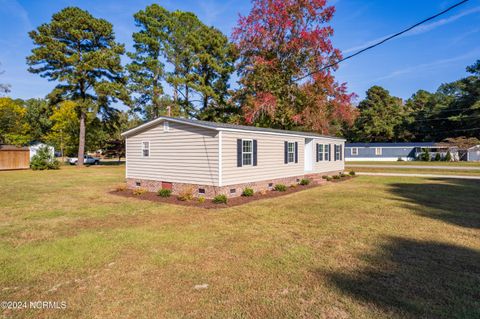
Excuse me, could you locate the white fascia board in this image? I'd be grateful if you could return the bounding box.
[216,128,346,141]
[121,117,217,137]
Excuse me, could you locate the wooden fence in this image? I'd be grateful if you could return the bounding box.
[0,146,30,170]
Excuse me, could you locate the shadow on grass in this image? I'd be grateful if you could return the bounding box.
[323,236,480,319]
[389,178,480,229]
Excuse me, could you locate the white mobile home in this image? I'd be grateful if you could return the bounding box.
[122,117,345,198]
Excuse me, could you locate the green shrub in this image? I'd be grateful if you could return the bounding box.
[242,188,254,197]
[349,171,356,176]
[274,184,287,192]
[213,194,227,204]
[30,146,59,170]
[434,153,441,161]
[326,176,332,181]
[332,175,340,180]
[157,189,172,197]
[198,196,206,203]
[299,178,311,186]
[445,151,452,162]
[419,149,430,161]
[321,175,328,179]
[339,173,347,178]
[133,188,147,196]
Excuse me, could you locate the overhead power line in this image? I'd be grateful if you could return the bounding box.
[295,0,471,82]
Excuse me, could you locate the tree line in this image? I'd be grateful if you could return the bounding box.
[348,60,480,145]
[0,1,478,165]
[0,1,356,165]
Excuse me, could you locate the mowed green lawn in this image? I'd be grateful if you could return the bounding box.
[346,161,480,167]
[1,166,479,319]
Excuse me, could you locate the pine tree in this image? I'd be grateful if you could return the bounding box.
[27,7,128,166]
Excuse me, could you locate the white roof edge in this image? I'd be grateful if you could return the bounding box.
[121,116,346,141]
[216,127,345,141]
[121,117,216,137]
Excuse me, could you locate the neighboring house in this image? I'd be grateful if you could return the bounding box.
[466,145,480,162]
[29,141,54,160]
[121,117,345,198]
[345,142,459,161]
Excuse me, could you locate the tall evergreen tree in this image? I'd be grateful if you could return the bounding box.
[351,86,405,142]
[27,7,127,166]
[128,5,236,120]
[127,4,170,119]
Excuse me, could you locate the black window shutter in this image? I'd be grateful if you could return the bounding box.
[237,139,242,167]
[284,141,288,164]
[316,144,319,162]
[294,142,298,163]
[253,140,257,166]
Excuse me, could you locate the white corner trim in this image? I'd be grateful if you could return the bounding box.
[125,138,128,178]
[218,131,223,187]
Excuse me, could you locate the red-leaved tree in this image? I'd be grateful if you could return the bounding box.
[232,0,357,134]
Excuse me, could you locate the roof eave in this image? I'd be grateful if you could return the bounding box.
[121,116,345,141]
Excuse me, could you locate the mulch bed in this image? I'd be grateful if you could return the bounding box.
[111,176,355,209]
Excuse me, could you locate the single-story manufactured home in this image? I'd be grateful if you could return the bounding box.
[345,142,459,161]
[121,117,345,198]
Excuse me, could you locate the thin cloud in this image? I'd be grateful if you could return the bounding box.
[0,0,32,31]
[343,6,480,54]
[372,49,480,82]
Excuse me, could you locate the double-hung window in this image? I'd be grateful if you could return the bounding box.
[242,140,253,166]
[335,145,341,160]
[142,141,150,157]
[375,147,382,156]
[317,144,324,161]
[287,142,295,163]
[351,147,358,156]
[324,144,330,161]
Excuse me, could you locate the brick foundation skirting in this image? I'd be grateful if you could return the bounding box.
[126,170,342,199]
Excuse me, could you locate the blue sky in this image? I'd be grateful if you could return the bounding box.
[0,0,479,105]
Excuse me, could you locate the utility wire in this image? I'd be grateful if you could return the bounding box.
[295,0,471,82]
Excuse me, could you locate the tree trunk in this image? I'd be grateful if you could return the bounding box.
[77,110,86,167]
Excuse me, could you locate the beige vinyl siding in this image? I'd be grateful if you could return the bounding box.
[126,121,219,185]
[221,131,305,185]
[312,139,345,173]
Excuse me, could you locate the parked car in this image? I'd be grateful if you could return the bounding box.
[69,155,100,165]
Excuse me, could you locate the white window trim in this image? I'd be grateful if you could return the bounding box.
[142,141,150,157]
[242,139,253,166]
[287,142,295,163]
[351,147,358,156]
[375,147,382,156]
[163,121,169,132]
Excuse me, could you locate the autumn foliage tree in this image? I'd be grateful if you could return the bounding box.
[233,0,356,134]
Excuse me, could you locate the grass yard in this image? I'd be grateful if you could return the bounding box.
[345,166,480,176]
[1,166,479,318]
[346,161,480,167]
